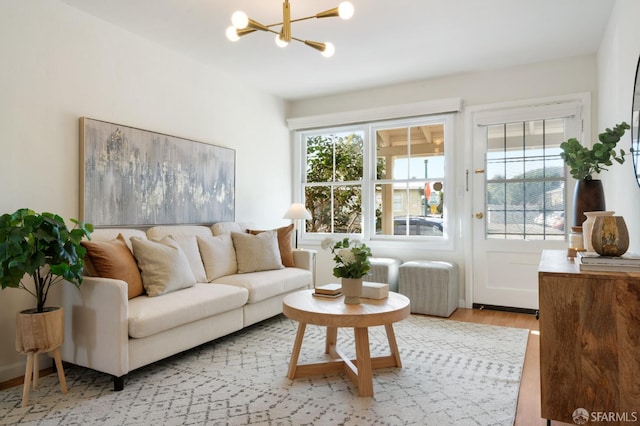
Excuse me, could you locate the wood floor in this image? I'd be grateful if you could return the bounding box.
[1,308,571,425]
[445,308,572,426]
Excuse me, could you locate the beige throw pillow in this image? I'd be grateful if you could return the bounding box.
[197,234,238,281]
[166,234,208,282]
[130,236,196,297]
[231,230,284,274]
[248,224,295,267]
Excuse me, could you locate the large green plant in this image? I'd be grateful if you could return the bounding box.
[0,208,93,312]
[560,122,630,180]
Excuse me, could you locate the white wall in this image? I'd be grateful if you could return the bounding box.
[0,0,291,382]
[288,55,600,298]
[597,0,640,253]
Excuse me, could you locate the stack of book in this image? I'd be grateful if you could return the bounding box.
[312,283,342,298]
[575,251,640,272]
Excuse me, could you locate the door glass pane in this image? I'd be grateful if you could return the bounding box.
[485,119,566,240]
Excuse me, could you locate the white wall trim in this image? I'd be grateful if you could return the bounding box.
[286,97,463,130]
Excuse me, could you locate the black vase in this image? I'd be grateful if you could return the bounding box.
[572,179,606,227]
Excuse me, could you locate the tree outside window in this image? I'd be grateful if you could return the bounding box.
[305,132,364,233]
[298,115,451,240]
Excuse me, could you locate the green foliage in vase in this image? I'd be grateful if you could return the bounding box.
[560,122,630,180]
[0,208,93,312]
[321,237,371,279]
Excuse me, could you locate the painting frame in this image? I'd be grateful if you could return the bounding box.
[80,117,235,226]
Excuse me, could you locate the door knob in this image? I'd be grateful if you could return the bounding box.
[475,212,484,219]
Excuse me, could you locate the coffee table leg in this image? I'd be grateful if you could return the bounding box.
[354,327,373,397]
[287,322,307,379]
[384,323,402,368]
[325,326,337,355]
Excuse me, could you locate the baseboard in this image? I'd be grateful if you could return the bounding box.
[0,354,53,390]
[472,303,538,316]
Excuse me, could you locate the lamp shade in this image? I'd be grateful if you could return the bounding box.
[283,203,312,220]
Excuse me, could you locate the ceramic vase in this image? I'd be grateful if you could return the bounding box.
[572,179,606,227]
[582,211,614,252]
[591,216,629,257]
[341,278,363,305]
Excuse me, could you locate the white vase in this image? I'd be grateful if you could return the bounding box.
[341,278,363,305]
[582,211,614,252]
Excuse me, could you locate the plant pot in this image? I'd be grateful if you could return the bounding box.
[341,278,363,305]
[591,216,629,257]
[572,179,606,227]
[15,307,64,354]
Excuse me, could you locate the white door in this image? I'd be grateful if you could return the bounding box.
[470,100,584,310]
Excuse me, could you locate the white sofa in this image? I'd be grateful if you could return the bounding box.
[59,222,313,390]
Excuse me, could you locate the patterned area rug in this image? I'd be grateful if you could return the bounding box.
[0,314,529,426]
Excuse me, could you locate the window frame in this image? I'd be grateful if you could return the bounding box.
[294,113,456,249]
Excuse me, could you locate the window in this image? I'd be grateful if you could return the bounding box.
[298,115,452,241]
[485,119,566,240]
[304,130,364,233]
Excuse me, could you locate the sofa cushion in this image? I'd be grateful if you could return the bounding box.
[197,234,238,281]
[231,231,283,273]
[212,267,311,304]
[248,224,295,267]
[131,236,197,297]
[211,222,244,235]
[147,225,213,240]
[146,226,211,282]
[87,228,148,250]
[128,283,249,338]
[81,234,145,299]
[167,235,208,282]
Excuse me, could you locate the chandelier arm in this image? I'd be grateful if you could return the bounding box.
[289,16,316,24]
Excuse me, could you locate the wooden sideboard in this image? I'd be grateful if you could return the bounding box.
[538,250,640,425]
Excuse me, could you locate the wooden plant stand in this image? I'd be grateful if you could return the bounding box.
[16,307,68,407]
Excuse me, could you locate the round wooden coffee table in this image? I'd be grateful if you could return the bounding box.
[282,289,410,397]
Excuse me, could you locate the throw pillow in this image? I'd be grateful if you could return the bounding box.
[166,234,208,282]
[248,224,295,267]
[231,230,284,274]
[81,234,144,299]
[197,234,238,281]
[130,236,196,297]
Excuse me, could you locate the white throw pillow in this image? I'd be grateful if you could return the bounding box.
[197,234,238,281]
[231,230,284,274]
[130,236,197,297]
[167,234,208,283]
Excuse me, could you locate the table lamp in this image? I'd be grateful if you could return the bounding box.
[283,203,311,248]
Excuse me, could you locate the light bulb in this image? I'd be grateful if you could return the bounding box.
[226,26,240,42]
[338,2,354,20]
[275,34,289,48]
[322,42,335,58]
[231,11,249,29]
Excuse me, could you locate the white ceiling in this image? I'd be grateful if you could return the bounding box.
[59,0,615,101]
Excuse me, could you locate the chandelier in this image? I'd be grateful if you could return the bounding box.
[225,1,355,58]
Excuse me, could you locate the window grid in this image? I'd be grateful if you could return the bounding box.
[299,116,451,240]
[485,119,566,241]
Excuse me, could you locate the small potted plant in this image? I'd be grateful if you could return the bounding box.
[559,121,630,226]
[321,237,371,304]
[0,208,92,355]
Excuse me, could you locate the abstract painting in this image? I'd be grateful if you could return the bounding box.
[81,118,235,226]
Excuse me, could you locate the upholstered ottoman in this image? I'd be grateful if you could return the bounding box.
[398,260,458,317]
[368,257,402,292]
